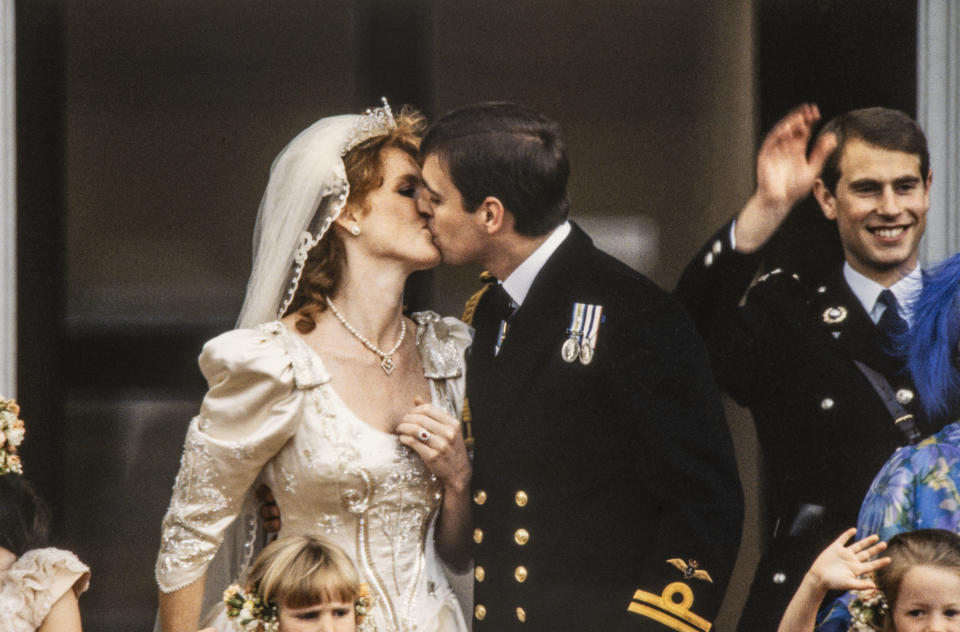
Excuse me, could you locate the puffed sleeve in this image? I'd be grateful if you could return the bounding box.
[0,548,90,630]
[155,326,306,593]
[412,311,473,420]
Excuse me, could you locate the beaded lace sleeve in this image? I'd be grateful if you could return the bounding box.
[412,312,472,419]
[155,325,316,593]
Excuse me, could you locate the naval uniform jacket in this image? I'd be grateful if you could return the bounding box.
[674,220,951,630]
[466,222,743,631]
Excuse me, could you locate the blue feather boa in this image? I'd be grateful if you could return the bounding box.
[902,253,960,416]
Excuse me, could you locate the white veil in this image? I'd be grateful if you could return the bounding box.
[236,99,397,328]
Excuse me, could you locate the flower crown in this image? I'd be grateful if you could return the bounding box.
[223,582,374,631]
[0,397,25,476]
[848,587,888,632]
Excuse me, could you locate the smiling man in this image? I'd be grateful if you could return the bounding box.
[419,102,744,631]
[675,105,951,631]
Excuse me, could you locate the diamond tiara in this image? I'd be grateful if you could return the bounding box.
[340,97,396,157]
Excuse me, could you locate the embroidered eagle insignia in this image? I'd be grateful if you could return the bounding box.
[667,558,713,583]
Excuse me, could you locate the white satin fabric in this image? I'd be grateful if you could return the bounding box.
[156,312,471,632]
[0,548,90,632]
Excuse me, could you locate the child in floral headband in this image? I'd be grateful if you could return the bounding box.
[778,528,960,632]
[0,396,91,631]
[222,535,372,632]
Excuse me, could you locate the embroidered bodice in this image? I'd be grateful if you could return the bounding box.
[156,312,471,632]
[0,548,90,632]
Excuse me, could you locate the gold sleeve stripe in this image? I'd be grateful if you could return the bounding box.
[627,604,704,632]
[627,582,711,632]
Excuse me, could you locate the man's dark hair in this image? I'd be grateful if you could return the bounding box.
[421,102,570,236]
[819,107,930,194]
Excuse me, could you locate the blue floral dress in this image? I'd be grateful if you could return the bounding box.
[816,421,960,631]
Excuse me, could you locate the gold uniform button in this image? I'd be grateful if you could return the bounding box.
[473,490,487,506]
[516,607,527,622]
[514,565,528,582]
[475,605,487,621]
[475,566,485,582]
[515,490,528,507]
[473,528,484,544]
[514,528,530,545]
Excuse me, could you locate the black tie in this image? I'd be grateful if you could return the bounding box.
[483,284,516,355]
[485,284,517,325]
[877,289,908,366]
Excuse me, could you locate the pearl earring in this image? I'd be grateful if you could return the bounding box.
[350,225,361,236]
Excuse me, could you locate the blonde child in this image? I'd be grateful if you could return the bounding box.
[779,528,960,632]
[220,535,371,632]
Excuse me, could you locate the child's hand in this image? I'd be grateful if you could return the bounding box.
[807,528,891,593]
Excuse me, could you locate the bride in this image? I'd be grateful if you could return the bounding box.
[155,100,472,632]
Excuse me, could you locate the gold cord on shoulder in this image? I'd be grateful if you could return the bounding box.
[461,397,475,454]
[461,271,497,326]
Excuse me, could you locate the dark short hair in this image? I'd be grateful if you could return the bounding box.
[819,107,930,194]
[0,475,50,556]
[421,102,570,236]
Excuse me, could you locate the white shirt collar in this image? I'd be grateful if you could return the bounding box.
[502,221,571,308]
[842,262,922,326]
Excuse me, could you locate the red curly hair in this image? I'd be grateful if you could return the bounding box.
[281,105,426,334]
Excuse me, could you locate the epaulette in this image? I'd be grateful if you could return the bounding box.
[461,270,498,326]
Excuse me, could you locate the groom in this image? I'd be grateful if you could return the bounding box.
[419,102,744,631]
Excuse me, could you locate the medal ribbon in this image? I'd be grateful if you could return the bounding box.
[582,304,603,353]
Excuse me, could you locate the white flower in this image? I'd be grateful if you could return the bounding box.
[5,424,23,448]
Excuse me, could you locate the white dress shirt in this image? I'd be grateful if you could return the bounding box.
[843,262,922,326]
[501,221,571,308]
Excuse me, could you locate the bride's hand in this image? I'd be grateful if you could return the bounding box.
[396,397,471,492]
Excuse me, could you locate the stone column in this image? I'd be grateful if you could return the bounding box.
[918,0,960,264]
[0,0,16,398]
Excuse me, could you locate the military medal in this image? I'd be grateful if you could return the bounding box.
[578,303,603,365]
[561,303,586,363]
[562,302,604,364]
[561,337,580,362]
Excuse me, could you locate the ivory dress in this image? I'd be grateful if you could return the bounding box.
[0,548,90,632]
[156,313,471,632]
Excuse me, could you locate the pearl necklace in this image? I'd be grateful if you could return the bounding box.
[325,296,406,375]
